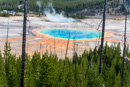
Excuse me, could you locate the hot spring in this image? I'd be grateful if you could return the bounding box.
[39,29,102,40]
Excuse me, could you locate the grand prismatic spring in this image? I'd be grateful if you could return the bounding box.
[39,29,102,40]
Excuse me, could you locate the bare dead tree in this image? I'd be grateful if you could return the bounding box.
[20,0,28,87]
[85,16,102,79]
[99,0,107,75]
[46,42,47,52]
[5,18,9,66]
[64,32,70,64]
[85,46,98,79]
[6,18,9,44]
[122,1,127,87]
[27,43,29,54]
[61,46,62,58]
[97,20,103,30]
[54,33,56,55]
[42,43,43,56]
[49,45,51,52]
[73,37,76,56]
[40,43,42,53]
[76,44,78,52]
[40,43,42,57]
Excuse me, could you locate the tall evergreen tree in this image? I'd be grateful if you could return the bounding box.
[0,51,8,87]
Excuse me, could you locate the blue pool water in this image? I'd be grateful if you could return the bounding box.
[39,29,101,40]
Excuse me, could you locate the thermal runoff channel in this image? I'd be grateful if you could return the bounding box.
[39,29,102,39]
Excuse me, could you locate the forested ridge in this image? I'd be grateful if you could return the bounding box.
[0,0,111,12]
[0,0,127,17]
[0,42,130,87]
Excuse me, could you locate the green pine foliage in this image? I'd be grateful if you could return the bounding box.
[0,13,12,17]
[0,42,130,87]
[0,0,105,12]
[0,51,8,87]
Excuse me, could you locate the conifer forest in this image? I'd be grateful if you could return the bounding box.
[0,42,130,87]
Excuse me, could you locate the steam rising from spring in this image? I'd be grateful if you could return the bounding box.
[44,1,76,23]
[36,1,41,12]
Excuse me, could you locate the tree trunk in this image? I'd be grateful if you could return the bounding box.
[20,0,27,87]
[121,4,127,87]
[99,0,106,75]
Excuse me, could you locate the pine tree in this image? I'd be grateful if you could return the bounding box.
[24,55,35,87]
[65,66,74,87]
[31,52,41,86]
[0,51,8,87]
[6,54,19,87]
[37,53,58,87]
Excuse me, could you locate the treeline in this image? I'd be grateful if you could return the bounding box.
[0,42,130,87]
[1,0,127,17]
[0,0,107,12]
[0,13,12,17]
[0,0,127,17]
[0,13,21,17]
